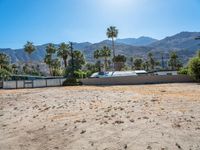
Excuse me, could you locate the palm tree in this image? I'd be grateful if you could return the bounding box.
[106,26,118,58]
[44,54,52,75]
[46,43,56,54]
[100,46,111,70]
[142,61,149,71]
[57,42,70,68]
[168,51,182,70]
[94,49,102,72]
[45,43,57,75]
[113,55,126,71]
[70,50,85,71]
[148,53,155,70]
[0,53,10,69]
[94,49,101,60]
[24,41,36,63]
[133,58,143,70]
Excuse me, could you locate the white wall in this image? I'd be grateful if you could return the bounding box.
[3,78,66,89]
[154,71,178,76]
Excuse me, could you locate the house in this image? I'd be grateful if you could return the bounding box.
[90,70,147,78]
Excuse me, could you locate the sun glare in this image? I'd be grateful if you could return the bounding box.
[99,0,134,11]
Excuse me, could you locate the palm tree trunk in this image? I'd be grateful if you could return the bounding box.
[104,57,107,71]
[64,59,67,68]
[112,37,116,71]
[112,37,115,58]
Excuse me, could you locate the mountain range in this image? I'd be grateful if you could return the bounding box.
[0,32,200,65]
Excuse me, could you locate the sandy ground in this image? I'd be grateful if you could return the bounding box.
[0,83,200,150]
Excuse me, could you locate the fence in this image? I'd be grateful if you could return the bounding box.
[0,81,3,88]
[2,78,66,89]
[81,75,194,85]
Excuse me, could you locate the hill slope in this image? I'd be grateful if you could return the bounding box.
[0,32,200,64]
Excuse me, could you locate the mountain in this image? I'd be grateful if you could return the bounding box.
[116,37,158,46]
[150,32,200,51]
[0,32,200,64]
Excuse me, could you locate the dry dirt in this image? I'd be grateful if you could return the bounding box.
[0,83,200,150]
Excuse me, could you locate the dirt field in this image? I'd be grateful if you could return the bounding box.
[0,83,200,150]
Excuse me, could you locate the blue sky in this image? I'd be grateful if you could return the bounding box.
[0,0,200,48]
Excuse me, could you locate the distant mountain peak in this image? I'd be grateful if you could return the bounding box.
[116,37,158,46]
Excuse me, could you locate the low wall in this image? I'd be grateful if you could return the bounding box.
[81,75,194,85]
[2,78,66,89]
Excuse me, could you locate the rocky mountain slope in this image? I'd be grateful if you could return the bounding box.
[0,32,199,64]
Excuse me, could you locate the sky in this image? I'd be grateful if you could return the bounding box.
[0,0,200,49]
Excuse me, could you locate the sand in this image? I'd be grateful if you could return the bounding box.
[0,83,200,150]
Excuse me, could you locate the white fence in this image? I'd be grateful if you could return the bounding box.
[2,78,66,89]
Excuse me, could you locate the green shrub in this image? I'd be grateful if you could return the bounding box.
[63,78,82,86]
[178,67,188,75]
[74,70,87,79]
[0,68,11,80]
[188,57,200,81]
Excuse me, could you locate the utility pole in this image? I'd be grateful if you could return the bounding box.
[161,53,165,69]
[69,42,74,78]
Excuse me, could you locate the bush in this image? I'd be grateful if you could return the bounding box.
[0,68,11,80]
[63,78,82,86]
[188,57,200,81]
[178,67,188,75]
[74,70,87,79]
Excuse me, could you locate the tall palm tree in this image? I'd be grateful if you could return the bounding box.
[70,50,85,71]
[148,53,155,70]
[44,54,52,75]
[46,43,56,54]
[57,42,70,68]
[94,49,102,72]
[94,49,101,60]
[100,46,111,70]
[24,41,36,64]
[45,43,57,75]
[106,26,118,58]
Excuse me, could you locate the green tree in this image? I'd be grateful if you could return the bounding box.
[51,58,61,76]
[133,58,143,70]
[44,54,52,75]
[113,55,126,71]
[94,49,102,72]
[24,41,36,63]
[142,61,150,71]
[106,26,118,58]
[0,53,10,69]
[0,68,11,80]
[94,49,101,60]
[57,42,70,68]
[168,51,182,70]
[100,46,111,70]
[44,43,57,75]
[148,53,156,70]
[11,64,18,74]
[188,50,200,81]
[46,43,56,54]
[69,50,85,71]
[0,53,11,80]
